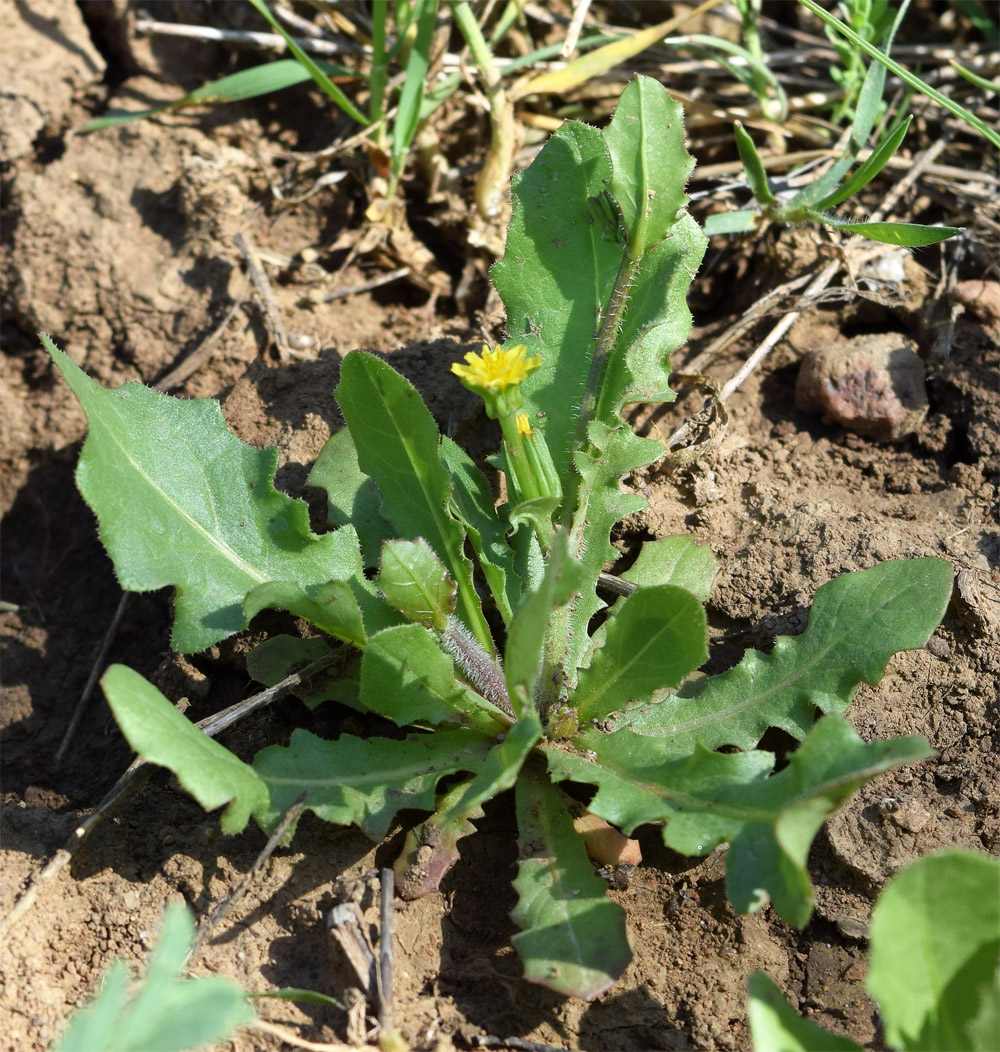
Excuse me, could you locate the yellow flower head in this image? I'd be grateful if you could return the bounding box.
[516,412,533,436]
[451,344,541,395]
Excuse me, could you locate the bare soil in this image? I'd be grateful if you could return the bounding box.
[2,5,997,1052]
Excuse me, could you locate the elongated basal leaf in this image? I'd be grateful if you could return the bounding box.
[252,727,493,840]
[101,665,268,834]
[334,351,493,652]
[748,972,861,1052]
[511,766,630,1000]
[43,336,365,652]
[573,584,707,723]
[548,716,931,927]
[611,558,953,751]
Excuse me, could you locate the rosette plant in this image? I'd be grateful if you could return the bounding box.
[43,77,953,998]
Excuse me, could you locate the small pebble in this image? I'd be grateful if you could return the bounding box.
[954,279,1000,324]
[795,333,928,442]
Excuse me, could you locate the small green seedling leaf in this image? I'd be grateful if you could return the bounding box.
[619,534,718,601]
[819,217,964,247]
[511,767,631,1000]
[377,538,456,631]
[102,665,268,834]
[43,336,363,653]
[613,558,953,751]
[54,904,254,1052]
[360,624,507,733]
[734,121,777,206]
[574,584,707,723]
[867,850,1000,1052]
[252,727,492,840]
[748,971,861,1052]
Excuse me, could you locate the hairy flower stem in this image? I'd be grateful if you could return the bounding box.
[441,618,515,720]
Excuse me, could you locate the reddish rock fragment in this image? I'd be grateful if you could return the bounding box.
[795,333,928,442]
[954,279,1000,325]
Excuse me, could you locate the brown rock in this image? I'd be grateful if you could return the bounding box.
[796,333,929,442]
[954,279,1000,325]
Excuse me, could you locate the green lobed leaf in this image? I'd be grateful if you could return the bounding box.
[377,537,456,631]
[252,727,493,839]
[54,904,254,1052]
[44,336,363,653]
[610,558,954,751]
[511,766,631,1000]
[307,426,392,568]
[396,716,542,899]
[619,534,717,601]
[490,119,617,490]
[548,715,931,927]
[360,623,507,733]
[748,972,861,1052]
[598,212,707,417]
[334,352,492,652]
[867,851,1000,1052]
[604,76,695,257]
[574,585,707,724]
[101,664,268,834]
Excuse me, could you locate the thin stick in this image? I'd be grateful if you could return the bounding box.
[0,653,339,941]
[189,792,309,961]
[307,266,411,304]
[248,1019,353,1051]
[235,230,291,360]
[560,0,593,58]
[153,274,250,391]
[54,593,130,767]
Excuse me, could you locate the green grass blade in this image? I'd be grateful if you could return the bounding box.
[82,58,352,131]
[949,59,1000,94]
[798,0,1000,148]
[392,0,438,179]
[247,0,368,125]
[812,115,911,209]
